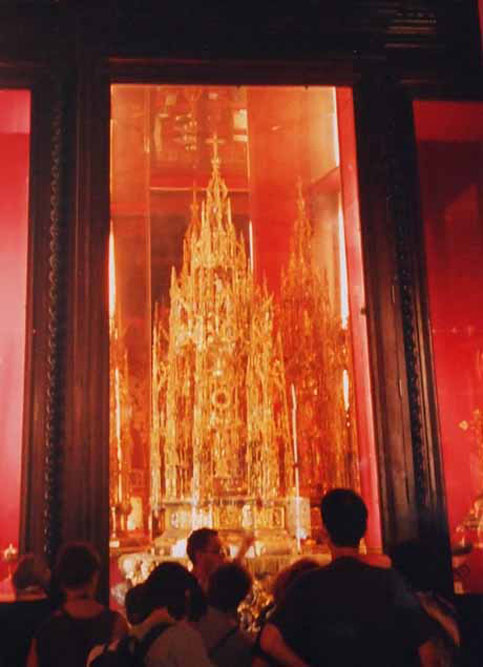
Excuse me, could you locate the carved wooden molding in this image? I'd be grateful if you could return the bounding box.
[353,76,448,550]
[43,81,67,564]
[387,118,428,513]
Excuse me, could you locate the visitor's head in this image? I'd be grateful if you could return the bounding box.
[143,561,194,620]
[12,554,50,596]
[207,562,252,615]
[272,557,319,606]
[54,542,101,597]
[125,583,148,625]
[320,488,368,548]
[187,528,226,578]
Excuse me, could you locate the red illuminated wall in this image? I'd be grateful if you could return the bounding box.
[0,90,30,572]
[414,101,483,591]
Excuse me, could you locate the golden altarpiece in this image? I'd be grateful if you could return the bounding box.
[108,85,377,582]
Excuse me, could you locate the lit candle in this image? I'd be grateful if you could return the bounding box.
[337,197,349,329]
[108,227,116,329]
[115,367,123,503]
[249,220,254,273]
[291,383,301,553]
[342,369,350,412]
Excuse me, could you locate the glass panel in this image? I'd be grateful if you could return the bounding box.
[109,85,380,584]
[0,89,31,597]
[414,100,483,593]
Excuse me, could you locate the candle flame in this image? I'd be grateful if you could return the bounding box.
[249,220,254,273]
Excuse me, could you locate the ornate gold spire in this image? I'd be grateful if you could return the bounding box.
[151,140,294,537]
[279,182,360,497]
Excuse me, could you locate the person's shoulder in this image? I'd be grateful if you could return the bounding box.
[360,552,392,569]
[328,558,403,591]
[34,608,66,641]
[357,561,410,591]
[343,558,398,579]
[153,619,203,646]
[148,620,211,663]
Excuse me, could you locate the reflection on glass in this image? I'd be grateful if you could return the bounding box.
[109,85,379,574]
[415,100,483,593]
[0,89,30,589]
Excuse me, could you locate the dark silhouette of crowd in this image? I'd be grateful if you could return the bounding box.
[0,489,463,666]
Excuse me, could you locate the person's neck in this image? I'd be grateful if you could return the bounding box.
[62,593,102,619]
[329,544,360,560]
[65,590,92,601]
[193,565,208,592]
[63,588,99,611]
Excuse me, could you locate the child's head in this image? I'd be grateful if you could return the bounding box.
[54,542,100,597]
[207,562,252,614]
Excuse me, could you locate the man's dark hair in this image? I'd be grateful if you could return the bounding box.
[54,542,100,590]
[207,562,252,613]
[186,528,219,564]
[143,561,193,620]
[320,488,368,547]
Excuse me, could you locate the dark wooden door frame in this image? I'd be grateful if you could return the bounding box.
[353,78,448,548]
[61,59,452,584]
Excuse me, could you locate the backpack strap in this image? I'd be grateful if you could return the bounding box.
[208,626,238,659]
[134,622,172,662]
